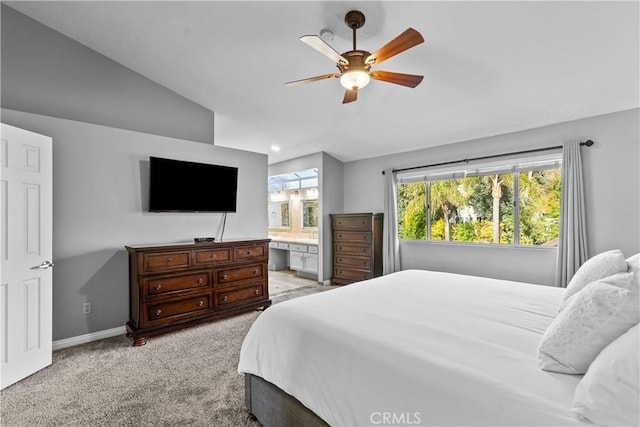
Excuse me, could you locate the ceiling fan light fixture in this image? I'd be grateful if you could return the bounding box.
[340,70,370,90]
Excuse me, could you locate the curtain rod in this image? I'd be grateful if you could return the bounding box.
[381,140,594,175]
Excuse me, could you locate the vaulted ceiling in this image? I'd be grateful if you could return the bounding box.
[6,1,639,164]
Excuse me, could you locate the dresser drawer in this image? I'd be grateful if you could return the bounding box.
[234,244,267,261]
[215,263,265,285]
[144,294,211,326]
[332,215,372,231]
[143,251,191,273]
[143,271,210,299]
[334,243,371,256]
[334,231,371,243]
[194,248,231,265]
[215,282,265,308]
[333,268,372,282]
[334,255,371,269]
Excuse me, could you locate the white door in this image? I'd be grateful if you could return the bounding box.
[0,123,53,390]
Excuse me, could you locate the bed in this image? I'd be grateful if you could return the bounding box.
[237,269,614,426]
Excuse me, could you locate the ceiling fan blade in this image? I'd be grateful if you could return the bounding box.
[284,73,340,87]
[366,28,424,65]
[342,88,358,104]
[370,70,424,88]
[300,35,349,65]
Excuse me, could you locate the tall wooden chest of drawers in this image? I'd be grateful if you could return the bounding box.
[125,239,271,346]
[331,213,383,285]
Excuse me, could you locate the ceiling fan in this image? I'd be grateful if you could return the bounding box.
[285,10,425,104]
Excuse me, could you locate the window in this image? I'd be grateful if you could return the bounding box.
[396,153,561,246]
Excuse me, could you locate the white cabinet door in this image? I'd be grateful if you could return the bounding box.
[289,251,305,271]
[304,253,318,273]
[1,124,53,390]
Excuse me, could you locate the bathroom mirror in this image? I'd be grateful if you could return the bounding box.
[268,201,290,228]
[302,200,318,228]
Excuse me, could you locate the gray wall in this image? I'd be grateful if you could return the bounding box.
[343,109,640,285]
[2,109,267,341]
[0,6,266,341]
[1,5,214,144]
[320,153,344,283]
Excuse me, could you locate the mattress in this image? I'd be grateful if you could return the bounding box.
[238,269,589,426]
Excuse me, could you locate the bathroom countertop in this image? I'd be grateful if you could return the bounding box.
[268,236,319,246]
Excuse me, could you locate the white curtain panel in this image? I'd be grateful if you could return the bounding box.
[383,169,400,274]
[555,140,589,287]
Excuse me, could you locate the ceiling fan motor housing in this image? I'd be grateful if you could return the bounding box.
[337,50,372,74]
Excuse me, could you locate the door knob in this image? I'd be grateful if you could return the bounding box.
[37,260,54,269]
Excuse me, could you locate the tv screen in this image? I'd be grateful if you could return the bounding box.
[149,157,238,212]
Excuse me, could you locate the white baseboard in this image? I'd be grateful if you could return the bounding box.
[53,326,126,351]
[322,280,332,286]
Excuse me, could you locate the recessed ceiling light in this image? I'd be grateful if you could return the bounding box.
[270,145,281,152]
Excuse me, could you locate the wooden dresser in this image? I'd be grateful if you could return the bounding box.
[331,213,383,285]
[125,239,271,346]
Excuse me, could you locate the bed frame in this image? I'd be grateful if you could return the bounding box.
[244,374,329,427]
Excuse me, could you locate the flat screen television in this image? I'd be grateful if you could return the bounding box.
[149,157,238,212]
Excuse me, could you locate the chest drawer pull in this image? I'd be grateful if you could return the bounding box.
[156,309,162,316]
[211,254,217,259]
[247,250,252,255]
[155,284,162,291]
[198,300,204,307]
[223,274,228,280]
[165,258,172,263]
[197,278,204,284]
[254,289,260,295]
[223,295,229,302]
[253,269,259,275]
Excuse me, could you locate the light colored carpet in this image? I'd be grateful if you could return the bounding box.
[0,283,335,427]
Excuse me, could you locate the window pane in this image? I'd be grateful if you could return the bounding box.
[430,175,514,244]
[397,182,426,240]
[519,169,561,246]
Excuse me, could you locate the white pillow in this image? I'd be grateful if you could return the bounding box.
[628,253,640,274]
[572,323,639,427]
[538,274,636,374]
[562,249,628,304]
[559,271,637,312]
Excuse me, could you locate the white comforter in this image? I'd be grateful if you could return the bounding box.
[238,269,589,426]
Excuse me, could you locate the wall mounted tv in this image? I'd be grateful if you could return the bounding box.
[148,157,238,212]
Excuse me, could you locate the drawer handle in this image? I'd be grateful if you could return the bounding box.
[165,258,173,263]
[197,278,204,284]
[362,248,366,252]
[247,250,252,255]
[155,284,162,291]
[223,274,228,280]
[362,236,366,239]
[338,258,342,262]
[211,254,217,259]
[223,296,228,302]
[254,289,260,295]
[198,300,204,307]
[339,234,342,238]
[156,309,162,316]
[338,246,342,250]
[253,269,259,275]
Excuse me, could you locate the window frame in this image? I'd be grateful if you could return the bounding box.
[396,151,562,248]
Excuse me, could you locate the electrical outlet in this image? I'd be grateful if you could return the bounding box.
[82,302,91,314]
